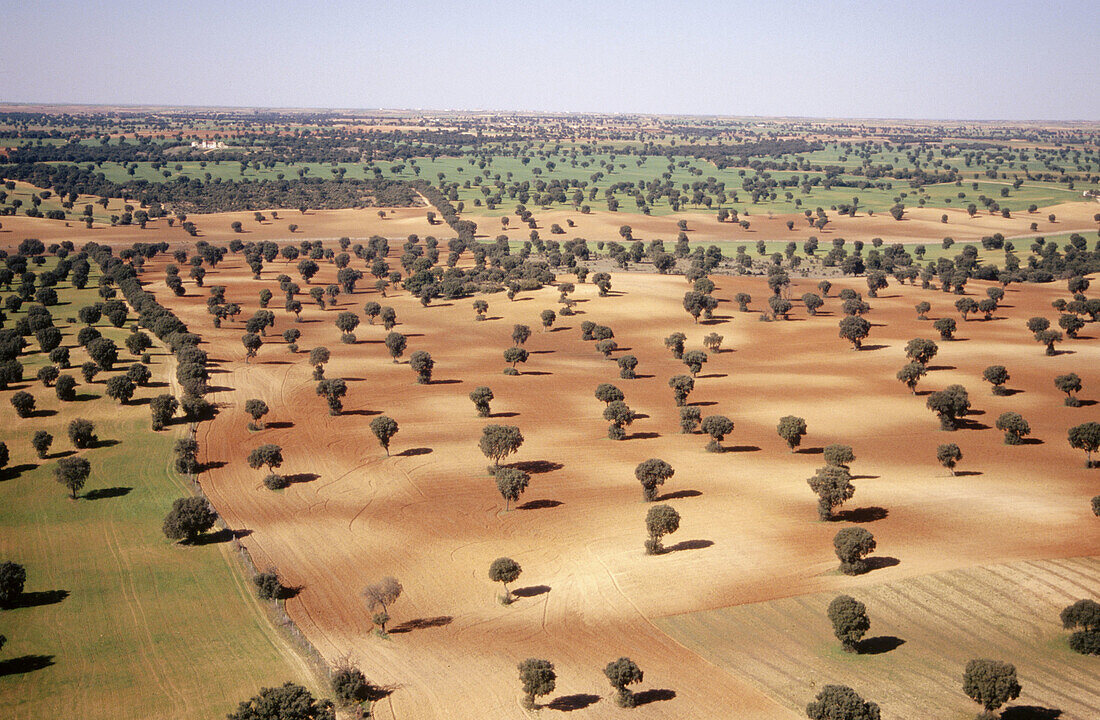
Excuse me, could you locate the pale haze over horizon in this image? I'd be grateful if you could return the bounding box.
[3,0,1097,121]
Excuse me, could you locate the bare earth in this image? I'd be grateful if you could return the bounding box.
[125,243,1099,718]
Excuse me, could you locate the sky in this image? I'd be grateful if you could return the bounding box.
[2,0,1097,121]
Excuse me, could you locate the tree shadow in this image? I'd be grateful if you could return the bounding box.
[798,446,824,455]
[389,616,453,634]
[864,556,900,571]
[511,460,564,474]
[925,365,956,372]
[284,473,320,485]
[1017,437,1044,445]
[665,539,714,553]
[690,400,718,407]
[850,474,880,481]
[430,379,462,385]
[1000,388,1024,396]
[727,445,761,453]
[0,654,55,677]
[546,693,600,711]
[835,506,888,523]
[859,344,889,352]
[490,411,519,418]
[189,528,250,546]
[343,409,381,417]
[858,636,905,655]
[397,447,432,457]
[633,689,676,706]
[1001,706,1062,720]
[656,489,701,501]
[202,460,228,472]
[517,499,562,510]
[5,589,69,609]
[512,585,551,599]
[522,371,554,376]
[528,349,555,355]
[954,470,983,477]
[33,409,58,418]
[84,486,132,500]
[72,393,99,402]
[697,373,727,379]
[1077,399,1097,407]
[87,438,120,449]
[633,413,650,420]
[266,421,294,429]
[1,462,38,480]
[628,431,661,440]
[956,419,990,431]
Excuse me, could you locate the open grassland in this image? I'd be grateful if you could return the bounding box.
[0,266,317,720]
[124,244,1099,719]
[656,557,1100,720]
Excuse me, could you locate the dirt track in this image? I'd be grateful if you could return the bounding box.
[138,247,1100,718]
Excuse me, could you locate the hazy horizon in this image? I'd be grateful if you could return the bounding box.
[2,0,1098,121]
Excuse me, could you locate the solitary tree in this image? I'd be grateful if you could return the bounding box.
[335,311,360,343]
[635,458,674,501]
[680,406,701,434]
[595,383,624,406]
[905,338,939,366]
[962,659,1021,718]
[479,424,524,469]
[316,378,348,415]
[1060,599,1100,655]
[777,416,808,452]
[927,384,971,430]
[896,362,927,394]
[105,375,135,404]
[934,317,957,340]
[517,658,556,709]
[618,355,638,379]
[162,496,218,543]
[409,350,434,384]
[247,444,284,479]
[1054,373,1083,406]
[700,415,734,452]
[1067,422,1100,467]
[369,415,399,456]
[668,375,695,406]
[824,444,855,468]
[31,430,53,459]
[915,301,931,320]
[0,561,27,606]
[838,315,871,350]
[503,346,529,374]
[488,557,522,604]
[227,683,332,720]
[682,349,708,377]
[385,332,407,363]
[472,299,488,321]
[244,399,269,430]
[469,386,494,417]
[644,503,680,555]
[54,456,91,498]
[807,465,856,520]
[511,324,531,346]
[362,576,402,635]
[540,309,556,331]
[604,400,636,440]
[937,443,963,475]
[67,418,96,449]
[605,657,644,708]
[834,526,876,575]
[982,366,1010,395]
[828,595,871,652]
[806,685,881,720]
[1035,328,1062,356]
[10,391,35,418]
[495,467,530,511]
[241,332,262,361]
[309,346,329,379]
[802,293,824,316]
[995,412,1030,445]
[664,332,687,359]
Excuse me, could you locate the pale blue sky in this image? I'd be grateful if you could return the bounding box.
[2,0,1097,120]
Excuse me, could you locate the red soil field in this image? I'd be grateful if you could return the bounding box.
[137,247,1097,718]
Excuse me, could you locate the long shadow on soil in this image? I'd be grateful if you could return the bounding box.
[191,528,252,546]
[628,431,661,440]
[5,589,69,609]
[1,463,38,480]
[397,447,432,457]
[517,499,562,510]
[835,506,888,523]
[511,460,563,474]
[665,539,714,553]
[547,694,600,711]
[864,556,900,571]
[0,655,55,677]
[858,636,905,654]
[389,616,453,634]
[1001,706,1062,720]
[656,489,701,501]
[512,585,551,599]
[84,486,132,500]
[633,689,676,706]
[726,445,761,453]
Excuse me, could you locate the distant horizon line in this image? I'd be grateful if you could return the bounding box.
[0,100,1096,126]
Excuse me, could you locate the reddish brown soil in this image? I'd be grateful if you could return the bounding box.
[138,247,1097,718]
